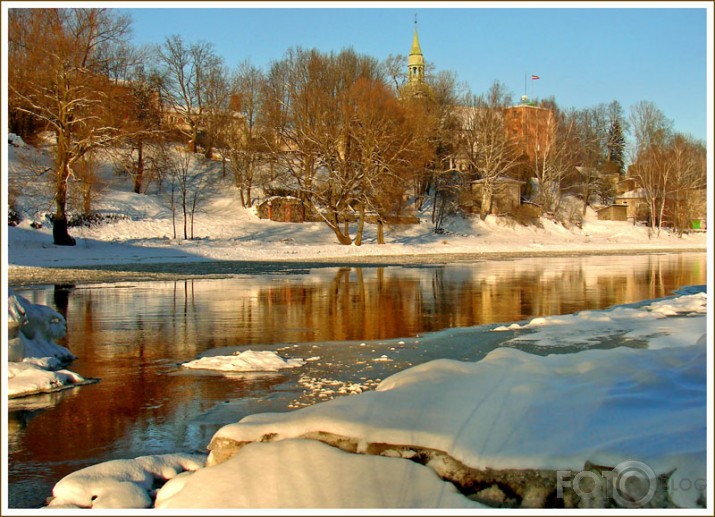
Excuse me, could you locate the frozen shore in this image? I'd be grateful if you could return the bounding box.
[7,245,707,287]
[34,288,707,510]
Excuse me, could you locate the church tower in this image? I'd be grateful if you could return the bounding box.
[408,20,425,86]
[402,17,431,101]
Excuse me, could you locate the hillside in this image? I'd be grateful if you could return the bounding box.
[7,135,707,277]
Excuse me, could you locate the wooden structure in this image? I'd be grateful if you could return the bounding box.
[596,204,629,222]
[465,177,526,215]
[256,197,306,223]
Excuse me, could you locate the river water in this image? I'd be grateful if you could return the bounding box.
[7,252,707,508]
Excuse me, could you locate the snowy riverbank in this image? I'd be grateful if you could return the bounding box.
[7,134,707,284]
[35,287,707,509]
[7,204,707,286]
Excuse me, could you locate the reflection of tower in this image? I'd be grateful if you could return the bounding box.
[408,18,425,86]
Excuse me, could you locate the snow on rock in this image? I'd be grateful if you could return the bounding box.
[8,132,27,147]
[181,350,305,372]
[155,439,483,509]
[47,453,206,509]
[8,289,73,362]
[7,290,88,398]
[207,295,706,508]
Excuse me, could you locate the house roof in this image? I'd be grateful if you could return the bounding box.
[471,177,525,185]
[616,188,647,199]
[596,204,628,213]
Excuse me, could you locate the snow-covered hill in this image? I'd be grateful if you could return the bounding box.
[6,135,707,272]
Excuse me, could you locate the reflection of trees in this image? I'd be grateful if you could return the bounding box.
[55,255,707,356]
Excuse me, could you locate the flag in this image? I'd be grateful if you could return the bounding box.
[531,75,540,80]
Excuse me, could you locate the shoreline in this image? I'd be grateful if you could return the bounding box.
[8,246,708,286]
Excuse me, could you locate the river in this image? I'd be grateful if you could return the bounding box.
[6,252,707,508]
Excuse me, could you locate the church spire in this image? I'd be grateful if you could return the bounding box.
[410,16,423,57]
[408,16,425,85]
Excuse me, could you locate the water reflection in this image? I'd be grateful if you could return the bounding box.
[7,253,707,508]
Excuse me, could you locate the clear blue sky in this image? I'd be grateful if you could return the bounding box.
[121,3,710,141]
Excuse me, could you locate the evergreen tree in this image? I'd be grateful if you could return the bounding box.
[607,119,626,175]
[606,100,627,176]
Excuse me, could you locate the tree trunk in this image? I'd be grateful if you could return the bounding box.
[134,141,144,194]
[53,156,76,246]
[480,189,492,221]
[183,193,188,240]
[190,125,198,154]
[354,204,365,246]
[377,219,385,244]
[239,188,246,208]
[329,223,353,245]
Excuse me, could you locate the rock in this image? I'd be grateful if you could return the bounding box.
[520,486,552,508]
[475,484,507,506]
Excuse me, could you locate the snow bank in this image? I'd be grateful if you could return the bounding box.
[8,132,27,147]
[207,293,707,508]
[47,453,206,509]
[156,439,482,509]
[7,290,88,398]
[494,291,707,350]
[181,350,305,372]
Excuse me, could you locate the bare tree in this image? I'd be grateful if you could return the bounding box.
[156,35,224,154]
[381,53,407,93]
[664,134,706,235]
[629,100,674,235]
[9,8,135,245]
[533,106,580,215]
[224,60,266,207]
[159,146,213,240]
[201,61,232,160]
[458,81,520,220]
[342,77,424,244]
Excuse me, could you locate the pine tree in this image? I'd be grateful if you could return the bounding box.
[605,100,627,177]
[607,119,626,176]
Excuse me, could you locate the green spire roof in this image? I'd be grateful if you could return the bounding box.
[410,26,423,57]
[408,23,424,69]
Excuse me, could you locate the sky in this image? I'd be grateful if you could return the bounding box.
[1,1,710,142]
[112,1,712,142]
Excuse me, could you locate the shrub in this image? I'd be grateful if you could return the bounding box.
[510,203,542,227]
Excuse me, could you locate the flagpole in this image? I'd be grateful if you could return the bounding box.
[524,72,527,102]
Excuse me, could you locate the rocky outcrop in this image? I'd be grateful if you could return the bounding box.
[206,431,681,509]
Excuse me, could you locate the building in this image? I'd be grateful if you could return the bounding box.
[596,204,629,222]
[503,103,555,164]
[614,188,649,224]
[466,178,526,216]
[400,20,432,100]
